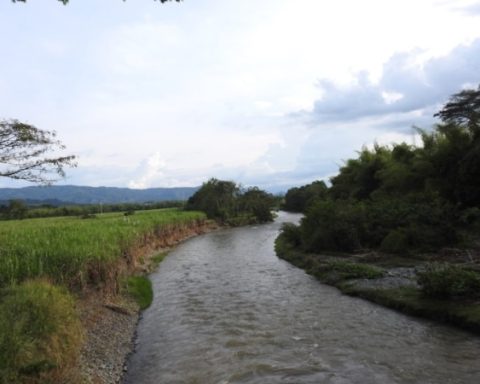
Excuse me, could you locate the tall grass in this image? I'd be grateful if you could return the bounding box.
[0,280,84,384]
[0,208,206,289]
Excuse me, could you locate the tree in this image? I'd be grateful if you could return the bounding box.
[4,199,28,220]
[186,178,275,223]
[0,120,76,184]
[185,178,239,221]
[13,0,182,4]
[434,85,480,134]
[238,187,275,223]
[329,145,391,200]
[284,180,328,212]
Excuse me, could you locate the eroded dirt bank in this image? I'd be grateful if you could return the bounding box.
[77,220,218,384]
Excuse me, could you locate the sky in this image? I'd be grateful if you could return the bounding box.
[1,0,480,192]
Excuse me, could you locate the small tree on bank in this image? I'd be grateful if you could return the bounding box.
[186,178,275,224]
[238,187,275,223]
[185,178,239,221]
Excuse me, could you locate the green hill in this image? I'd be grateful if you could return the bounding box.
[0,185,198,205]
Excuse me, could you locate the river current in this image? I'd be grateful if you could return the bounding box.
[124,211,480,384]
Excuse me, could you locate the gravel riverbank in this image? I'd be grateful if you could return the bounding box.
[275,234,480,335]
[349,267,419,290]
[78,293,139,384]
[77,221,219,384]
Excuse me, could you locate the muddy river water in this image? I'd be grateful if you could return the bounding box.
[124,211,480,384]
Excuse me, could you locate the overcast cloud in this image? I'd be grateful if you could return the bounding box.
[1,0,480,191]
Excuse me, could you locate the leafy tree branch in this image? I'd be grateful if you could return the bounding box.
[12,0,182,4]
[0,120,76,184]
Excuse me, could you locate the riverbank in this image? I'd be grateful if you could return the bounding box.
[77,219,219,384]
[275,233,480,335]
[0,209,214,383]
[121,211,480,383]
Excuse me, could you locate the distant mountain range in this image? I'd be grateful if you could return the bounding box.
[0,185,199,205]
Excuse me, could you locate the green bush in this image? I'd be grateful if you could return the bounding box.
[417,263,480,299]
[364,195,458,251]
[297,195,460,254]
[125,276,153,310]
[300,200,363,253]
[322,260,384,280]
[380,229,408,254]
[0,280,83,384]
[279,223,301,247]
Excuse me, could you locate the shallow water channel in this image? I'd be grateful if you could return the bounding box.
[124,211,480,384]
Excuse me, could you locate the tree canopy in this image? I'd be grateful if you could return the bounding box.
[283,180,327,212]
[282,84,480,254]
[186,178,275,224]
[0,120,76,184]
[13,0,182,4]
[434,85,480,133]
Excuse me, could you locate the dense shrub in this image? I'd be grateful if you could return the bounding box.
[417,263,480,299]
[0,280,83,384]
[295,194,460,254]
[320,260,384,280]
[279,223,302,247]
[365,195,458,251]
[380,230,408,254]
[283,181,328,212]
[300,200,364,253]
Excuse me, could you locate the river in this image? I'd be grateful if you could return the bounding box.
[123,211,480,384]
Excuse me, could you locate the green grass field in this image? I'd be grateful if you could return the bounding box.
[0,208,206,288]
[0,208,207,383]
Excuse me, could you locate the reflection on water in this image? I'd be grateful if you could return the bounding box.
[124,212,480,384]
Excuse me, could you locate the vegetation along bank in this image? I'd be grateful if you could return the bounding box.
[185,177,279,225]
[277,85,480,334]
[0,207,212,384]
[0,176,277,384]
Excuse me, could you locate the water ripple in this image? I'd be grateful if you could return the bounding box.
[124,212,480,384]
